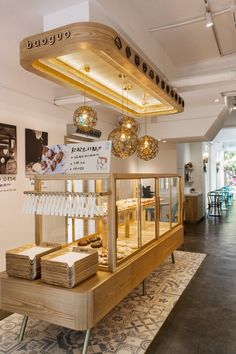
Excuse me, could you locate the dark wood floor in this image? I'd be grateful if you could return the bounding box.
[147,205,236,354]
[0,309,11,320]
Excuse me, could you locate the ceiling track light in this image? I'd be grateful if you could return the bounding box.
[148,0,234,32]
[205,10,213,28]
[204,0,213,28]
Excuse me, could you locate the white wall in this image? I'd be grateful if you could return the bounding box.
[190,143,204,193]
[202,142,210,208]
[137,143,177,174]
[136,124,177,174]
[176,143,191,197]
[209,141,224,191]
[0,89,70,271]
[177,142,205,195]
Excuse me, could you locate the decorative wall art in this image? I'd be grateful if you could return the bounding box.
[25,129,48,175]
[0,123,17,175]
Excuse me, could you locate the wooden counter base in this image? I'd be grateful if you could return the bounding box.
[0,225,183,331]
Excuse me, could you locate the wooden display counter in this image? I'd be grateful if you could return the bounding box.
[0,226,183,332]
[0,173,183,352]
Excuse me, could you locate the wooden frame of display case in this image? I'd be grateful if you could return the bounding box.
[0,173,183,354]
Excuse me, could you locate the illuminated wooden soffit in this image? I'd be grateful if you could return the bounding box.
[20,22,184,117]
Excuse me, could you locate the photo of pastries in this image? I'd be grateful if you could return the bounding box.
[41,144,69,174]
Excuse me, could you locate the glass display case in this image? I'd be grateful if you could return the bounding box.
[26,173,182,272]
[115,177,157,264]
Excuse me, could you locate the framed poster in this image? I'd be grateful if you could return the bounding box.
[0,123,17,174]
[25,129,48,175]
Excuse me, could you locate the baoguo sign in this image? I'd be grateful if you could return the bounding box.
[26,30,71,49]
[40,141,112,175]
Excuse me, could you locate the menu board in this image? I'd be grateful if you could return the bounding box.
[40,141,111,175]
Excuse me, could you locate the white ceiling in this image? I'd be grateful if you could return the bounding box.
[152,21,219,66]
[0,0,84,69]
[1,0,236,143]
[132,0,236,66]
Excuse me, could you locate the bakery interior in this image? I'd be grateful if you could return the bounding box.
[1,1,236,353]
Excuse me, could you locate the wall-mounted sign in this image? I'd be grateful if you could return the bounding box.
[26,30,71,49]
[40,141,112,175]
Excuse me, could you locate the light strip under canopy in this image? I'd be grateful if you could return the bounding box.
[20,22,184,117]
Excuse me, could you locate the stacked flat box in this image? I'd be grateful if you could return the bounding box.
[6,243,61,280]
[41,247,98,288]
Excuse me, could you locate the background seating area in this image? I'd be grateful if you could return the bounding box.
[208,186,233,216]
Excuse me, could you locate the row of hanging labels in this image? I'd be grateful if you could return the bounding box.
[22,191,108,217]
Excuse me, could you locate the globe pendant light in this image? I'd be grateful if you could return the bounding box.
[118,115,138,133]
[137,104,159,161]
[108,127,138,159]
[73,105,98,131]
[108,74,138,159]
[137,135,159,161]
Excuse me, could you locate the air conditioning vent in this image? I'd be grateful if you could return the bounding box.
[66,124,102,141]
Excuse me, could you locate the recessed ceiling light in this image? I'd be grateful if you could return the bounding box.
[214,99,220,102]
[162,140,167,143]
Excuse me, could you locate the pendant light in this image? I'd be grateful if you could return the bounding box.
[73,105,98,131]
[204,0,213,28]
[118,80,139,133]
[73,66,98,131]
[137,103,159,161]
[205,11,213,28]
[108,75,138,158]
[108,127,138,159]
[118,115,138,133]
[137,135,159,161]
